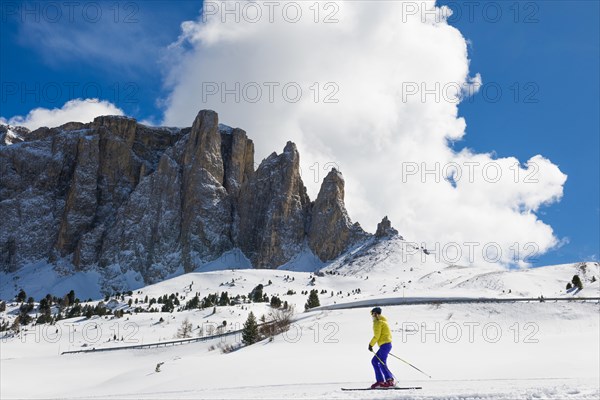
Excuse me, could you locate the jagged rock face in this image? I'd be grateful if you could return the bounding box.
[99,143,185,279]
[308,168,366,260]
[375,216,399,238]
[220,126,255,249]
[237,142,311,268]
[55,135,100,257]
[0,117,184,278]
[179,111,231,271]
[183,110,224,184]
[0,110,369,292]
[94,111,235,279]
[220,127,254,199]
[0,127,85,272]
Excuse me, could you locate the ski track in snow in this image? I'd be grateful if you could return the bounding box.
[61,379,600,400]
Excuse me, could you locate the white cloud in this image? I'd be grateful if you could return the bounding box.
[164,1,566,267]
[2,99,124,130]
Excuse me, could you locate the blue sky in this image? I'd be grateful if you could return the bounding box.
[437,0,599,265]
[0,1,598,266]
[1,1,203,121]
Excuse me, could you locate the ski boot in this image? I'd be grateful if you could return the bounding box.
[383,378,396,388]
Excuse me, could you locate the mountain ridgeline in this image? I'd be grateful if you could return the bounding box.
[0,110,393,289]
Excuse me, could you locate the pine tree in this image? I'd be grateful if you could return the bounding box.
[304,289,320,310]
[67,304,82,318]
[36,310,52,324]
[20,312,32,325]
[249,284,264,303]
[95,302,107,316]
[218,291,230,306]
[270,295,282,308]
[186,295,200,310]
[60,294,70,308]
[16,289,26,303]
[242,311,259,345]
[0,301,6,312]
[161,299,174,313]
[19,302,33,315]
[572,275,584,290]
[38,298,50,314]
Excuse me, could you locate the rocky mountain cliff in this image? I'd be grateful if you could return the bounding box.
[0,110,396,292]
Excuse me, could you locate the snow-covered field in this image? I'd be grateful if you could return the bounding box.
[1,262,599,399]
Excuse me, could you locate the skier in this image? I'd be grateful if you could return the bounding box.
[368,307,395,388]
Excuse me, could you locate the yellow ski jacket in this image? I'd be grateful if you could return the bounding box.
[369,315,392,347]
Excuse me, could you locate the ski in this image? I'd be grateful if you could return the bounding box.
[341,386,422,391]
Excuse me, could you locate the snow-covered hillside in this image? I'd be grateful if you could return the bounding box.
[3,229,598,302]
[1,259,598,399]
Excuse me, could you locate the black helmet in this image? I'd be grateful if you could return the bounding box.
[370,307,382,315]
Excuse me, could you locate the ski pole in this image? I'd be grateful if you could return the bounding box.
[370,349,398,382]
[388,352,432,378]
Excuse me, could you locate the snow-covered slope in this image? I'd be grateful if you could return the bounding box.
[1,232,598,399]
[322,235,599,298]
[1,237,598,302]
[1,296,598,399]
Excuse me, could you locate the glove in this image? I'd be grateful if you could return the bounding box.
[368,344,373,352]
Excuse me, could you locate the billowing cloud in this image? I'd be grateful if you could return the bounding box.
[160,0,567,267]
[2,99,124,130]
